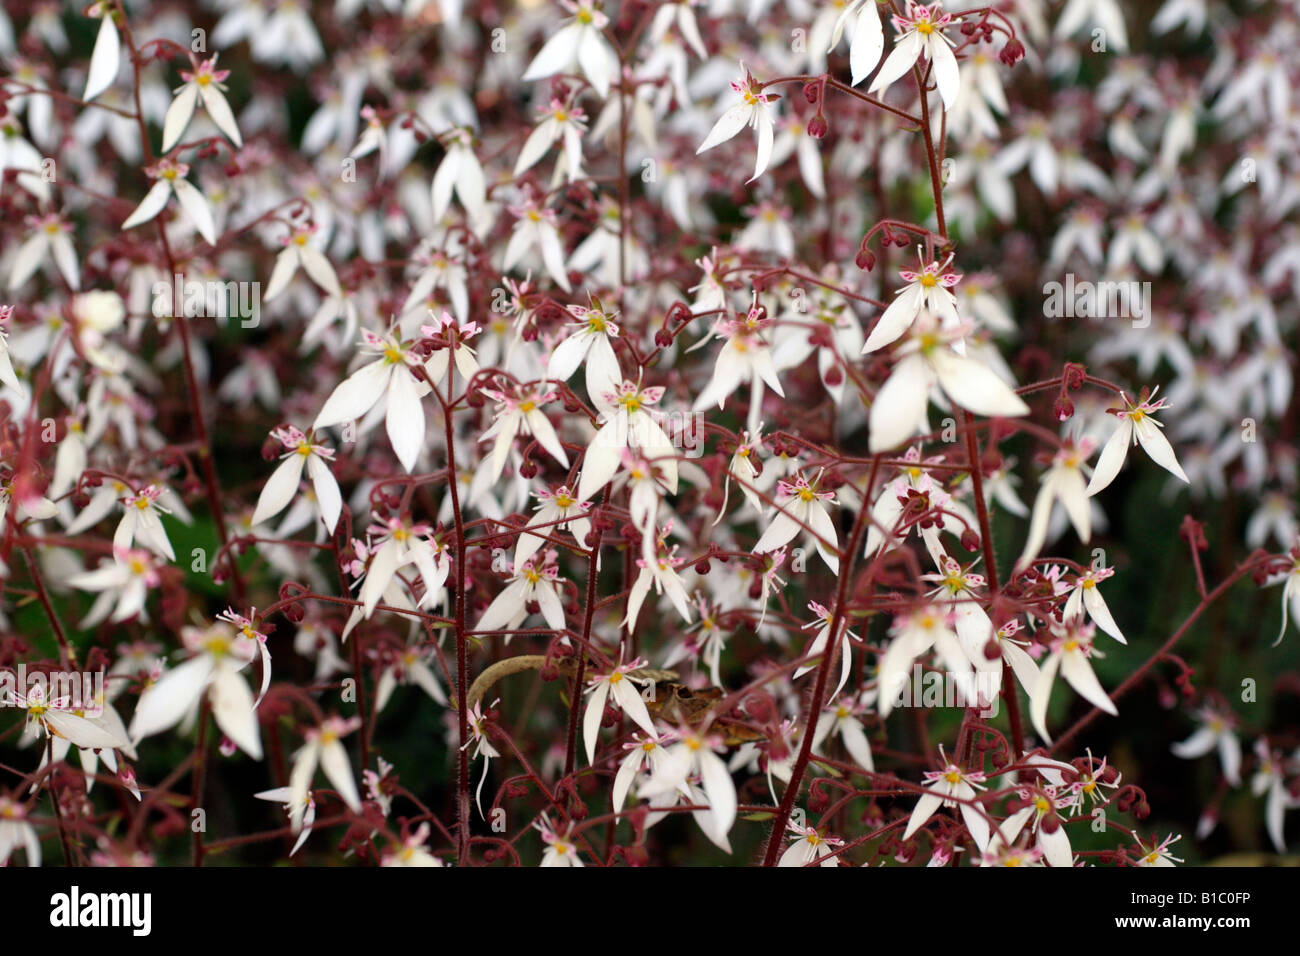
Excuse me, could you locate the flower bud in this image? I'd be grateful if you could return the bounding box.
[807,114,828,139]
[999,39,1026,66]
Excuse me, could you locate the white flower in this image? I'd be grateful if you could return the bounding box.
[812,692,875,772]
[161,55,242,152]
[0,305,20,391]
[313,330,428,473]
[288,717,363,831]
[1250,738,1292,853]
[993,786,1073,867]
[375,638,448,713]
[421,311,481,388]
[717,424,765,519]
[1086,388,1188,495]
[476,551,567,638]
[583,657,659,764]
[521,0,618,99]
[431,127,487,226]
[868,315,1030,453]
[464,700,502,816]
[120,158,217,246]
[5,680,129,753]
[8,213,79,291]
[640,727,737,841]
[383,823,444,866]
[83,2,121,102]
[251,426,342,533]
[903,745,990,852]
[354,516,449,619]
[129,620,263,759]
[480,382,569,482]
[754,472,840,572]
[624,527,693,632]
[1017,436,1097,569]
[515,99,588,184]
[264,223,343,301]
[612,732,671,813]
[862,251,962,354]
[67,546,159,627]
[536,815,584,867]
[503,198,571,292]
[546,298,622,407]
[878,605,975,718]
[0,795,40,867]
[869,2,963,112]
[1171,708,1242,787]
[254,787,316,856]
[1135,833,1183,867]
[578,379,676,503]
[1059,564,1126,644]
[115,485,176,562]
[692,300,786,420]
[515,484,593,569]
[696,65,778,182]
[778,819,844,867]
[795,601,857,701]
[1269,544,1300,646]
[828,0,885,86]
[1030,621,1117,744]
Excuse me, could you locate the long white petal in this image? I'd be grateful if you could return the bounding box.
[171,177,217,245]
[161,83,199,153]
[306,454,343,533]
[697,102,752,154]
[1085,422,1132,496]
[385,367,426,473]
[251,454,307,527]
[84,15,121,101]
[320,739,362,810]
[198,83,243,148]
[867,31,923,96]
[930,349,1030,417]
[209,668,263,759]
[849,5,885,85]
[929,35,961,111]
[1134,417,1189,482]
[120,181,172,231]
[583,683,610,765]
[1030,652,1062,743]
[869,354,931,452]
[130,654,214,743]
[314,361,391,429]
[1060,648,1116,715]
[698,749,736,834]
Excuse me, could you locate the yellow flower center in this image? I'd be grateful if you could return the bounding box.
[920,273,938,288]
[944,770,962,784]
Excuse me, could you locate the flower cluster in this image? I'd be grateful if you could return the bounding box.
[0,0,1298,870]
